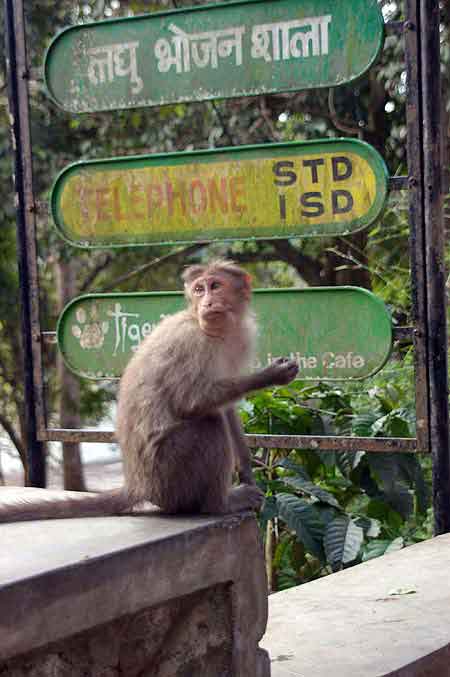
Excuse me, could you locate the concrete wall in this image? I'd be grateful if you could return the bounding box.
[1,585,233,677]
[0,500,270,677]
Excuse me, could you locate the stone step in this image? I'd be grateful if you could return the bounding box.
[262,534,450,677]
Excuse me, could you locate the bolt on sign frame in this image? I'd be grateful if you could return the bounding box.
[4,0,450,531]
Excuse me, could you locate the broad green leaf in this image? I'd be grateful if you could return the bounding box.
[362,539,392,561]
[324,516,364,570]
[352,413,377,437]
[385,536,405,554]
[395,454,430,513]
[276,493,326,562]
[362,536,404,562]
[282,476,341,509]
[335,450,365,477]
[318,451,337,467]
[273,533,296,571]
[277,458,311,481]
[386,483,416,519]
[354,516,381,538]
[259,495,278,525]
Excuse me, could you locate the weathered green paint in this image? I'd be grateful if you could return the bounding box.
[51,139,388,248]
[57,287,392,381]
[44,0,384,113]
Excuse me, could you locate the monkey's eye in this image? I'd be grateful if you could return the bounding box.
[193,284,205,295]
[210,280,222,291]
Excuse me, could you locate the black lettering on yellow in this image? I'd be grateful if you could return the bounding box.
[303,158,324,183]
[273,161,297,186]
[332,189,354,214]
[278,194,287,220]
[332,156,353,181]
[300,192,324,217]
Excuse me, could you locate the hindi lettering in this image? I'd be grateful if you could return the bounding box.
[251,15,332,62]
[87,42,143,94]
[154,23,245,74]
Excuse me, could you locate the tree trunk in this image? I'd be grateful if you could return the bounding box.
[56,258,86,491]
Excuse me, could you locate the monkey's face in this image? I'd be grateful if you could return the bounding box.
[189,273,245,336]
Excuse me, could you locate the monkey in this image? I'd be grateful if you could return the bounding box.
[0,260,298,521]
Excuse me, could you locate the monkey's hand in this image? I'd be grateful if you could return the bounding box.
[244,485,265,511]
[261,357,299,387]
[238,469,257,486]
[231,484,265,512]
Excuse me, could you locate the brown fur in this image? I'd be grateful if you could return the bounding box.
[0,260,298,521]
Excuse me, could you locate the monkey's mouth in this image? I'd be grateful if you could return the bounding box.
[202,309,226,319]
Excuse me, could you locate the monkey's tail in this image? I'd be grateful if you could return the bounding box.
[0,487,132,523]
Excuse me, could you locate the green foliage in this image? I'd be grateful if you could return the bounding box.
[241,361,432,590]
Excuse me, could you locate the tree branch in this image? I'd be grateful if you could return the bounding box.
[0,412,26,467]
[211,101,236,146]
[99,242,209,292]
[0,354,24,412]
[222,240,324,286]
[259,96,282,141]
[79,252,114,293]
[328,89,362,137]
[271,240,324,285]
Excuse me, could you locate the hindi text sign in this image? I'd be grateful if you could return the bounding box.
[57,287,392,380]
[44,0,384,113]
[51,139,388,247]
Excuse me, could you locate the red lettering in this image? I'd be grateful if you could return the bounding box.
[95,188,110,223]
[146,184,163,217]
[129,181,145,219]
[230,176,246,214]
[189,179,207,214]
[166,181,186,215]
[112,186,123,222]
[208,177,228,213]
[80,187,93,224]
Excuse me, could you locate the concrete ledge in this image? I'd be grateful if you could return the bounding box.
[0,500,270,676]
[262,534,450,677]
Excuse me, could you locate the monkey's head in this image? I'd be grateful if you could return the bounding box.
[182,260,252,337]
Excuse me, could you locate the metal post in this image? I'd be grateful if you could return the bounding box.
[405,0,430,453]
[4,0,47,486]
[420,0,450,533]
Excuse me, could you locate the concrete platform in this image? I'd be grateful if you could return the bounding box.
[262,534,450,677]
[0,500,270,676]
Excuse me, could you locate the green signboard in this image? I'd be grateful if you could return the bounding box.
[44,0,384,113]
[51,139,388,247]
[57,287,392,381]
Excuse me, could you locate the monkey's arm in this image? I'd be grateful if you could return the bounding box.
[177,358,298,417]
[225,407,255,485]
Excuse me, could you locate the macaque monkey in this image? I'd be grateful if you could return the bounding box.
[0,260,298,522]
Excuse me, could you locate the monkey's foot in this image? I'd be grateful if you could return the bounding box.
[227,484,265,513]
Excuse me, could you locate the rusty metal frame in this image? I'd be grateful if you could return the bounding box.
[5,3,448,512]
[405,0,430,453]
[419,0,450,532]
[4,0,46,485]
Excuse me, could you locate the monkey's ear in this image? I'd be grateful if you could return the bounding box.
[182,265,206,286]
[242,272,252,300]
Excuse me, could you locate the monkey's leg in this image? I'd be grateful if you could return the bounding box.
[151,416,234,514]
[200,414,264,514]
[201,482,264,514]
[224,407,255,485]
